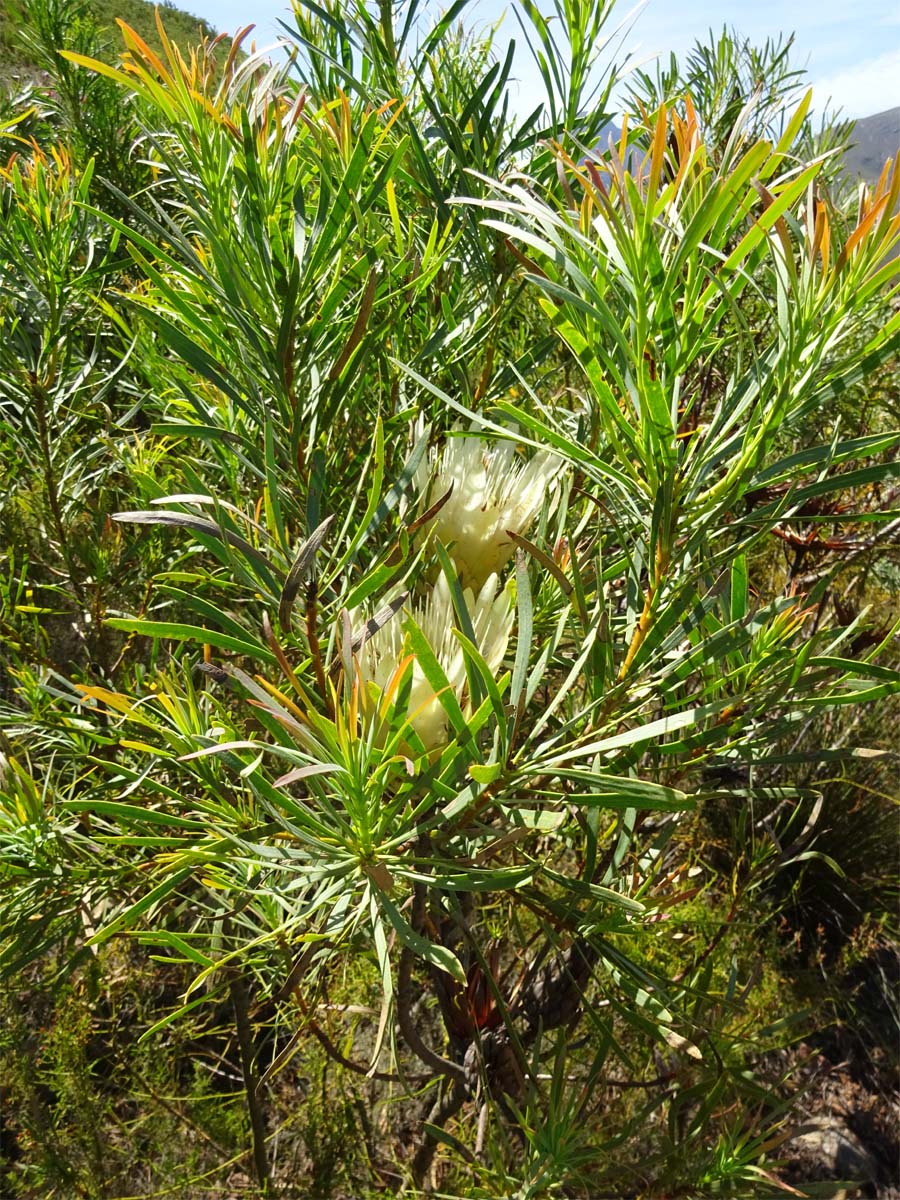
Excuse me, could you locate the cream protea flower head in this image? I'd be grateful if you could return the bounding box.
[357,570,513,751]
[416,428,559,590]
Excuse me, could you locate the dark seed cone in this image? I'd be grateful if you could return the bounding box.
[463,1029,524,1101]
[519,936,599,1032]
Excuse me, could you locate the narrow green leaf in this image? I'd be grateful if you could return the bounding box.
[403,615,469,742]
[511,547,532,717]
[86,868,194,944]
[376,890,466,984]
[104,619,275,665]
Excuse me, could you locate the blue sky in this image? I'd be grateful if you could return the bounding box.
[184,1,900,119]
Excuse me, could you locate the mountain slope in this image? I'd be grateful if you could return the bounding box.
[0,0,216,83]
[844,106,900,183]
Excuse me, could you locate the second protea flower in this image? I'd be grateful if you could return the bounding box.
[356,570,513,752]
[416,429,559,590]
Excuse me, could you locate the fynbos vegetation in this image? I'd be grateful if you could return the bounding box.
[1,2,898,1196]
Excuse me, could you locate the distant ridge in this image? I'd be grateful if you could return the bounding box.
[843,106,900,184]
[0,0,217,84]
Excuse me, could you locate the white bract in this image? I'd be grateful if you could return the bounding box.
[417,430,559,589]
[357,570,513,750]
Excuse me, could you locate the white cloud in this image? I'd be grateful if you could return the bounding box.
[811,49,900,118]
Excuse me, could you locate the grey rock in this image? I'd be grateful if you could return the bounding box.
[790,1117,879,1184]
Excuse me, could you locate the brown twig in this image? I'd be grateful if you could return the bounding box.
[410,1084,469,1186]
[305,579,332,716]
[230,972,276,1197]
[396,878,467,1085]
[289,987,408,1084]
